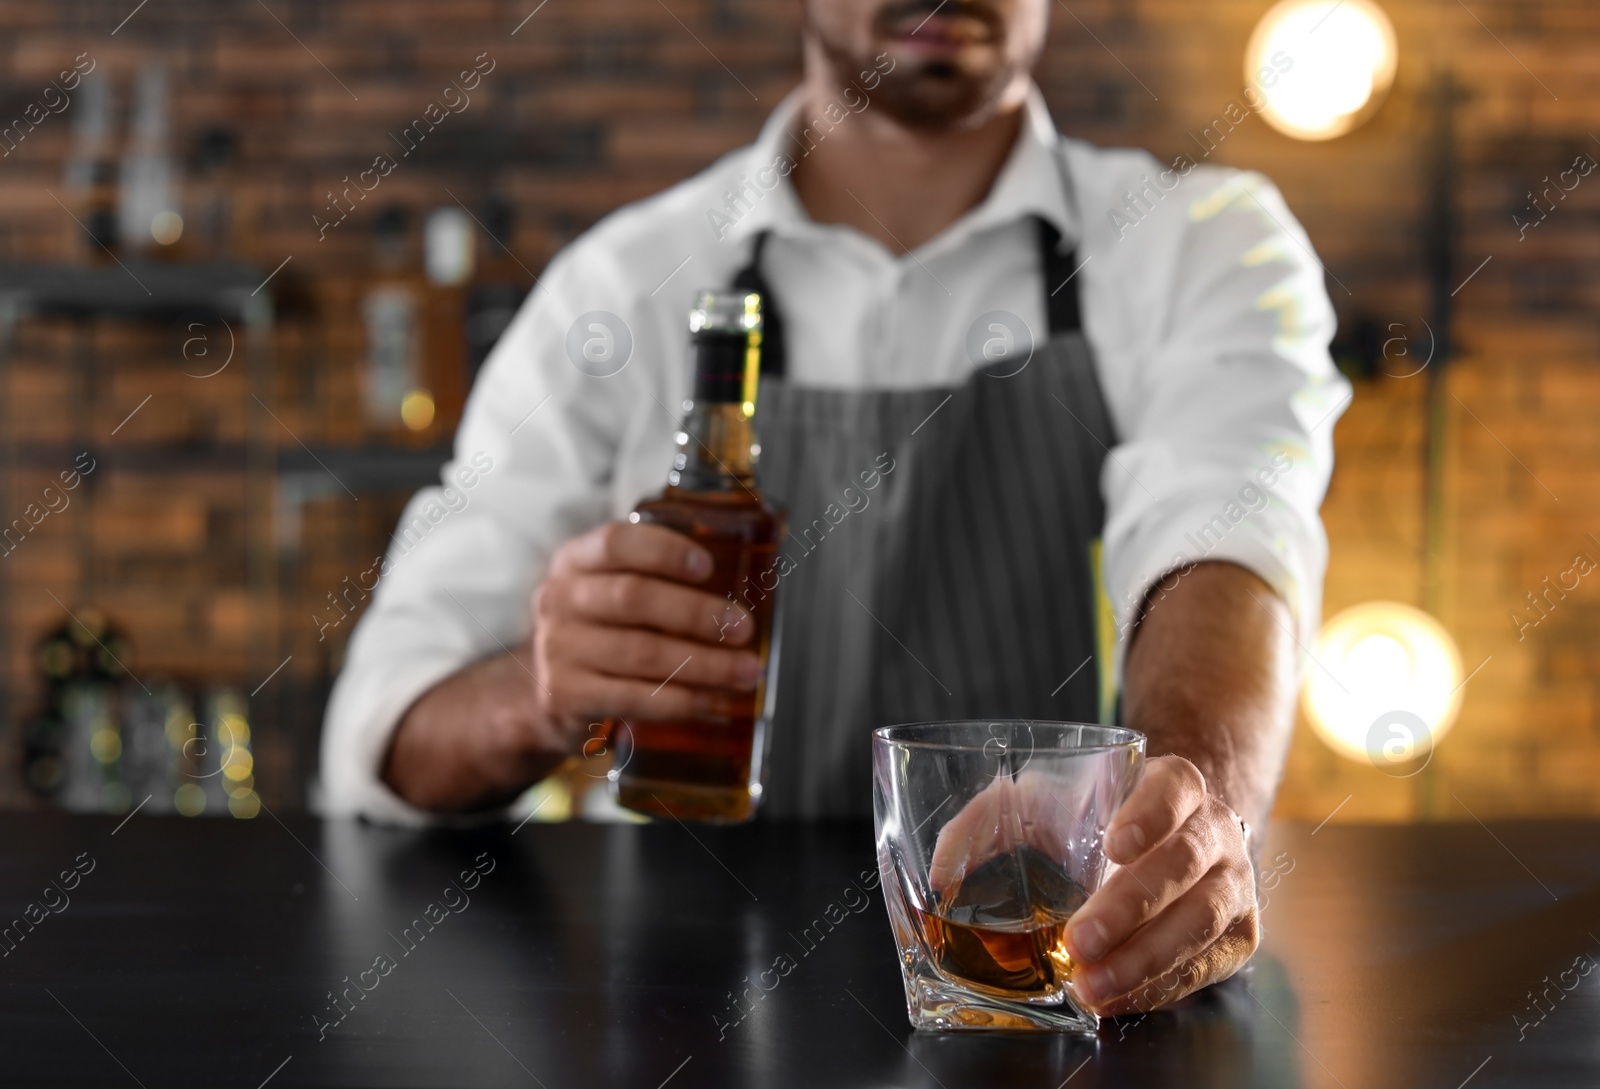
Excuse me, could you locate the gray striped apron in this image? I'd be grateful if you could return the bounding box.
[736,217,1121,820]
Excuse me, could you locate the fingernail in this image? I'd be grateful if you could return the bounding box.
[686,550,712,579]
[736,655,764,688]
[1082,963,1117,1003]
[1109,823,1146,861]
[1072,917,1108,961]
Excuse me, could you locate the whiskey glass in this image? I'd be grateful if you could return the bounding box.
[871,721,1145,1032]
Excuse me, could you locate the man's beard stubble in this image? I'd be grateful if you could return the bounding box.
[811,0,1019,132]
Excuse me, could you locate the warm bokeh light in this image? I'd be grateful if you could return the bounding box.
[222,750,253,781]
[175,782,207,816]
[219,713,250,746]
[90,728,121,764]
[1303,601,1464,769]
[1246,0,1398,141]
[150,210,184,245]
[400,389,436,431]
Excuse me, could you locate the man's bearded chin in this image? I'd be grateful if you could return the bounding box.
[813,30,1017,131]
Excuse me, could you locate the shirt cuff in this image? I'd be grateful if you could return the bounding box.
[1105,500,1326,683]
[316,648,472,827]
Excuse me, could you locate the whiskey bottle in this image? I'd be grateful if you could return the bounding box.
[362,206,427,439]
[609,290,786,823]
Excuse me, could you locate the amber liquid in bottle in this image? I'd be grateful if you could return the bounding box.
[609,293,786,823]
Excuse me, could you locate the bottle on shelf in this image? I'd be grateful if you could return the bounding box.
[418,204,474,441]
[26,610,135,814]
[188,126,244,262]
[362,206,425,440]
[607,290,786,823]
[118,62,182,256]
[61,67,119,260]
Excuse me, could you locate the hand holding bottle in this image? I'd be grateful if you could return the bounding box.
[383,289,780,817]
[530,520,762,743]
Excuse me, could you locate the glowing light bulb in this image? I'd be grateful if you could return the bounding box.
[1302,601,1463,774]
[1345,632,1410,689]
[1246,0,1398,141]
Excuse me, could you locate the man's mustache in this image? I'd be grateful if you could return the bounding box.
[873,0,1004,39]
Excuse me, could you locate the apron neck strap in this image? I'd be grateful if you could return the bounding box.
[731,232,788,378]
[1036,217,1084,336]
[729,214,1086,379]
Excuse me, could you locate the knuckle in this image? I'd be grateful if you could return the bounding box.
[1169,829,1210,883]
[1149,789,1188,836]
[1206,799,1247,853]
[1101,884,1150,935]
[613,631,654,672]
[1198,882,1234,939]
[611,574,649,616]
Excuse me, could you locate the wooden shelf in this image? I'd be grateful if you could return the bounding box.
[0,261,268,321]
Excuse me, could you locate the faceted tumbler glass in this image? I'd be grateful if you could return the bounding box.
[871,721,1145,1032]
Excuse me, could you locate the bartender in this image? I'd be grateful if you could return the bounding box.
[321,0,1348,1017]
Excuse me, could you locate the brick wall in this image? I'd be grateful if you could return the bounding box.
[0,0,1595,815]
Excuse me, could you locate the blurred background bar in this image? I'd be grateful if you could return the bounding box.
[0,0,1594,821]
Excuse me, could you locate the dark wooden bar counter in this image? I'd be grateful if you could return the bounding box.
[0,812,1596,1088]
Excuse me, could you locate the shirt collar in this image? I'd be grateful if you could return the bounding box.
[721,82,1078,255]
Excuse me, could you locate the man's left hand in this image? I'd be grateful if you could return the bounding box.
[1065,754,1259,1015]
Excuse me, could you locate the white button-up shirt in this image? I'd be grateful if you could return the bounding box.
[320,85,1350,823]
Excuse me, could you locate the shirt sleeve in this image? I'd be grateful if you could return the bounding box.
[1097,166,1352,676]
[316,243,659,824]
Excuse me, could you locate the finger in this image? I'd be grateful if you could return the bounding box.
[929,779,1000,892]
[553,623,763,692]
[928,773,1074,892]
[1080,909,1259,1017]
[544,666,751,729]
[1072,864,1255,1011]
[928,777,1049,889]
[1103,755,1209,865]
[1067,799,1229,964]
[550,521,713,583]
[548,573,754,646]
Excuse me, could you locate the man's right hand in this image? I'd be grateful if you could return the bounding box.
[532,520,761,740]
[384,520,759,813]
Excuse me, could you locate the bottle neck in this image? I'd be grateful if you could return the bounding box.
[671,401,757,491]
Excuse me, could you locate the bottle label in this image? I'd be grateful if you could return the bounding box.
[691,330,751,404]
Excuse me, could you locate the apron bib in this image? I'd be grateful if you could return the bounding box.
[733,217,1119,818]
